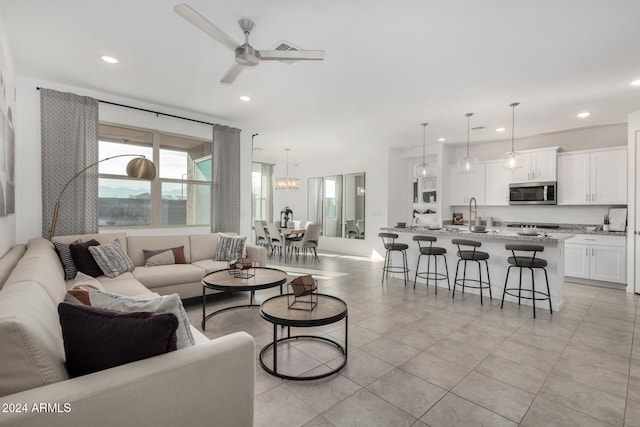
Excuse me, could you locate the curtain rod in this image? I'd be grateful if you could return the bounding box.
[36,86,216,126]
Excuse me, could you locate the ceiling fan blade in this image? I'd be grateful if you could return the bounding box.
[220,62,245,84]
[174,3,239,51]
[259,50,325,61]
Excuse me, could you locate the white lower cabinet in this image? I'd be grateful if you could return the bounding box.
[564,234,626,284]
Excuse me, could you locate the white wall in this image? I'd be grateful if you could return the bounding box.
[0,14,16,257]
[15,76,253,243]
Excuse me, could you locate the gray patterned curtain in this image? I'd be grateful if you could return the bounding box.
[212,124,241,233]
[40,89,98,239]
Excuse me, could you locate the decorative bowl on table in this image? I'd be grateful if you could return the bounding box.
[396,222,406,228]
[469,225,487,233]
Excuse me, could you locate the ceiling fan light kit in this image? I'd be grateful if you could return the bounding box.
[457,113,480,174]
[500,102,524,169]
[174,3,325,84]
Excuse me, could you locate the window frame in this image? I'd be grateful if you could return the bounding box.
[98,123,213,229]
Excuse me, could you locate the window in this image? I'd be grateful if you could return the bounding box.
[98,124,212,228]
[251,162,273,223]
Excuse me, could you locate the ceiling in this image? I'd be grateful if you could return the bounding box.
[2,0,640,163]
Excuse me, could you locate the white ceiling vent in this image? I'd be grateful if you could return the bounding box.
[274,41,300,64]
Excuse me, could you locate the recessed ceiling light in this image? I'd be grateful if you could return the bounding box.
[239,95,251,102]
[100,55,118,64]
[437,137,446,142]
[577,112,591,118]
[496,127,506,132]
[631,80,640,87]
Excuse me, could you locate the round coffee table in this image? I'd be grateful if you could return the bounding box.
[259,294,348,381]
[201,267,287,330]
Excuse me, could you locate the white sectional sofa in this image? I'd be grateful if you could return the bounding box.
[0,232,266,427]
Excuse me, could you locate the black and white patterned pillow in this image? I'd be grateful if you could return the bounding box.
[54,240,80,280]
[88,239,134,278]
[215,235,246,261]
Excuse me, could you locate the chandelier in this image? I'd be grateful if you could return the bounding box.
[275,148,300,190]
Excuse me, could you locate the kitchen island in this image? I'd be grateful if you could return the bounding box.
[380,226,575,311]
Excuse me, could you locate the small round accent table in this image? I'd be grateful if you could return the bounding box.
[259,294,348,381]
[201,267,287,330]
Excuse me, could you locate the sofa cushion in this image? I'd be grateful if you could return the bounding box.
[127,235,192,267]
[191,259,231,274]
[0,244,26,291]
[65,284,100,305]
[53,241,79,280]
[143,246,187,267]
[89,291,195,349]
[215,234,246,261]
[70,239,102,278]
[0,282,68,397]
[189,233,219,262]
[52,232,129,254]
[132,264,205,289]
[58,303,178,378]
[95,272,156,297]
[89,239,134,278]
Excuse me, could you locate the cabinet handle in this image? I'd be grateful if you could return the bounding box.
[586,194,589,202]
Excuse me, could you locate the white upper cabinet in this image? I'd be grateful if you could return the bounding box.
[449,165,485,205]
[510,148,558,183]
[558,147,627,205]
[484,160,510,206]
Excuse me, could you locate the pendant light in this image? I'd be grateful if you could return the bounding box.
[500,102,524,169]
[274,148,300,190]
[414,122,431,177]
[457,113,479,173]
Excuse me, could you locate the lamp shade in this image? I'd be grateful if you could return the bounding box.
[126,157,156,180]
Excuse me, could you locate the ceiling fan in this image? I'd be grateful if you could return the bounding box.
[174,3,325,84]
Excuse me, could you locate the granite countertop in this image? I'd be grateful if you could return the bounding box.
[381,226,575,243]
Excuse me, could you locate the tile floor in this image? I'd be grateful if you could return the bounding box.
[184,252,639,426]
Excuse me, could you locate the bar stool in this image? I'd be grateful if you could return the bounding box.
[413,235,450,294]
[451,239,492,304]
[501,244,552,318]
[379,233,409,286]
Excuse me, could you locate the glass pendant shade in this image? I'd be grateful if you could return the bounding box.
[275,148,300,190]
[415,122,432,177]
[457,113,479,174]
[502,102,523,170]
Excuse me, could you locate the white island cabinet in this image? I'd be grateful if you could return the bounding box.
[380,226,573,311]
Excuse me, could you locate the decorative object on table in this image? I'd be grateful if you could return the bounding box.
[501,102,524,169]
[49,154,156,239]
[280,205,293,228]
[274,148,300,190]
[603,214,611,232]
[486,216,494,227]
[608,208,627,232]
[457,113,479,173]
[228,257,255,278]
[396,222,406,228]
[414,122,435,177]
[288,274,318,310]
[453,212,464,225]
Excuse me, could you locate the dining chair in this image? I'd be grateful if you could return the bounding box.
[267,222,287,261]
[254,220,269,249]
[289,223,321,263]
[345,220,359,238]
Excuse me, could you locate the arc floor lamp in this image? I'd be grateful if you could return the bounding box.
[49,154,156,239]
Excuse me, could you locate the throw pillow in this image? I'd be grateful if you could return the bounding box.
[89,291,195,349]
[65,284,100,305]
[143,246,187,267]
[69,239,102,278]
[54,240,80,280]
[88,239,134,278]
[64,273,105,305]
[215,234,246,261]
[58,302,178,378]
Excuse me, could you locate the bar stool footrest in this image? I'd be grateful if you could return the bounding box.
[453,278,492,291]
[503,288,551,301]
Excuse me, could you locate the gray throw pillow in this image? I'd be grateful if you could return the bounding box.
[88,239,134,278]
[215,234,246,261]
[54,240,80,280]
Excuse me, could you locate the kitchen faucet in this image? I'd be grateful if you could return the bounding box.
[469,197,477,230]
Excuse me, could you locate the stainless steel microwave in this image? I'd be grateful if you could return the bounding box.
[509,181,557,205]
